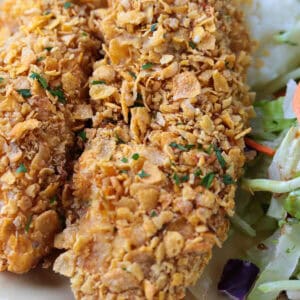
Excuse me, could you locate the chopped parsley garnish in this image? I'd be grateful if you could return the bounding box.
[115,134,125,145]
[122,267,127,271]
[201,172,215,189]
[142,63,153,70]
[48,87,66,103]
[0,77,4,83]
[223,174,235,185]
[121,157,128,163]
[173,173,189,185]
[16,163,27,173]
[169,142,195,152]
[81,32,88,37]
[30,72,48,89]
[204,144,213,154]
[37,56,45,62]
[213,145,226,169]
[194,168,202,177]
[17,89,32,99]
[132,153,140,160]
[150,210,158,217]
[45,47,53,52]
[25,214,33,233]
[50,196,57,205]
[150,23,157,32]
[120,170,128,174]
[129,71,137,79]
[64,2,72,9]
[138,169,150,178]
[189,41,196,49]
[92,80,106,85]
[44,10,51,15]
[78,130,87,142]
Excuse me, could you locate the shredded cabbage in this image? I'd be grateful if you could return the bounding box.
[250,98,296,141]
[242,177,300,193]
[284,79,298,119]
[258,280,300,293]
[248,223,300,300]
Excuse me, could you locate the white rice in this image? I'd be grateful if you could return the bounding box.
[245,0,300,89]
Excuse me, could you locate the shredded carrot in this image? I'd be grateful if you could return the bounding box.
[245,137,276,157]
[293,82,300,123]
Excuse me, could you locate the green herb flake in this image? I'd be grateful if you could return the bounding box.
[44,10,51,15]
[173,173,180,185]
[120,170,128,174]
[189,41,196,49]
[142,63,153,70]
[223,174,235,185]
[169,142,194,152]
[132,153,140,160]
[81,32,88,37]
[0,77,4,83]
[122,267,127,271]
[25,215,33,233]
[45,47,53,52]
[173,173,189,185]
[115,134,125,145]
[37,56,45,62]
[204,144,213,154]
[150,23,157,32]
[17,89,32,99]
[64,2,72,9]
[78,130,87,142]
[150,210,158,218]
[194,168,202,177]
[138,169,150,178]
[16,163,27,174]
[129,71,137,79]
[181,174,189,183]
[121,157,128,163]
[213,145,226,169]
[201,172,215,189]
[30,72,48,89]
[92,80,106,85]
[49,87,66,103]
[50,196,57,205]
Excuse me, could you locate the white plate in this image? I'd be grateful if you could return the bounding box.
[0,269,73,300]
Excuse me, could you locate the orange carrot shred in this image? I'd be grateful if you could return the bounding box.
[293,82,300,123]
[245,137,276,157]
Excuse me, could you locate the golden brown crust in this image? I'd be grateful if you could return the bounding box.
[0,0,101,273]
[54,0,254,298]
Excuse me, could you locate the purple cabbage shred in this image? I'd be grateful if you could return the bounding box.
[217,259,260,300]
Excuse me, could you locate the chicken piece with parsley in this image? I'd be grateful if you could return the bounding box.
[0,0,101,274]
[54,0,254,298]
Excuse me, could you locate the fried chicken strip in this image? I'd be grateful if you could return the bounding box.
[54,0,254,298]
[0,0,101,273]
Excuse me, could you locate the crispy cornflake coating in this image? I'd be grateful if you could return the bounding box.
[54,0,254,299]
[0,0,101,273]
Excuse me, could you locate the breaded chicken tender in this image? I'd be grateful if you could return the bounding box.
[54,0,254,298]
[0,0,101,273]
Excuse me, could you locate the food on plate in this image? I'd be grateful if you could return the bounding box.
[0,0,101,274]
[54,0,253,298]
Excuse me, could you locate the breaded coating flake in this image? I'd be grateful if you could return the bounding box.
[54,0,254,299]
[0,0,101,273]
